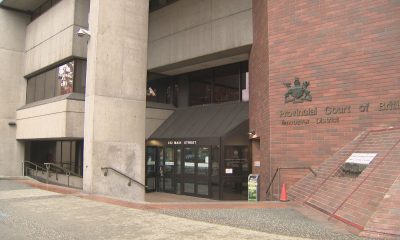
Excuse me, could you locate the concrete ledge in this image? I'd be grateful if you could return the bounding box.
[0,176,29,180]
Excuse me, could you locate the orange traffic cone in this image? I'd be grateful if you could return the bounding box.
[280,183,288,202]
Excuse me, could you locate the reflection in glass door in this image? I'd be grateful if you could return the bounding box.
[183,147,195,194]
[163,147,175,192]
[157,147,175,193]
[182,146,211,197]
[145,147,157,192]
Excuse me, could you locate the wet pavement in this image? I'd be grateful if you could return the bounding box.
[0,179,366,240]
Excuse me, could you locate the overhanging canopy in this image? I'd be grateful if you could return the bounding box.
[150,102,248,139]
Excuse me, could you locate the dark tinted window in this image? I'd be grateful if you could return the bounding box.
[147,78,174,105]
[213,63,240,103]
[26,140,84,176]
[189,69,212,106]
[26,60,86,104]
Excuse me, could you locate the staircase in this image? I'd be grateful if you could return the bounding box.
[289,128,400,239]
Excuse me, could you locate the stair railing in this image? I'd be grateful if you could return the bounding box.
[266,167,317,201]
[43,163,80,187]
[23,161,47,178]
[101,167,147,189]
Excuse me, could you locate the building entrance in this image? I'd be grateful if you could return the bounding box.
[145,145,212,198]
[146,102,250,200]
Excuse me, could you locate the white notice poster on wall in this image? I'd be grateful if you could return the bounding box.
[345,153,377,165]
[225,168,233,174]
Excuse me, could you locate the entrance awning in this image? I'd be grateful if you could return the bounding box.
[149,102,248,139]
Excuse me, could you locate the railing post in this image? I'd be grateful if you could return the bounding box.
[278,168,281,201]
[271,178,274,200]
[67,171,70,187]
[45,163,50,184]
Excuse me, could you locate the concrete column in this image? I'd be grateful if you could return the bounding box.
[83,0,149,201]
[0,9,29,176]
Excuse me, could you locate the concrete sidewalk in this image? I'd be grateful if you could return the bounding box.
[0,179,363,240]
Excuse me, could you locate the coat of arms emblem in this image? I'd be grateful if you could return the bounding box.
[283,77,312,103]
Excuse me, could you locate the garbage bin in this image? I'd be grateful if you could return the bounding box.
[248,174,259,201]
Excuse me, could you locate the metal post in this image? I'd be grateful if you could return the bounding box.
[45,163,50,184]
[271,179,274,200]
[278,168,280,201]
[67,171,70,187]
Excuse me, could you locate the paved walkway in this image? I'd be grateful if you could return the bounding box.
[0,179,364,240]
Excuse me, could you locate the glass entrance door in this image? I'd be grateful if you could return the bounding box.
[182,146,211,197]
[157,147,175,193]
[145,147,157,192]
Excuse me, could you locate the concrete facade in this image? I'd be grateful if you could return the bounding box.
[16,95,85,139]
[24,0,89,76]
[0,9,30,176]
[148,0,252,75]
[83,0,149,201]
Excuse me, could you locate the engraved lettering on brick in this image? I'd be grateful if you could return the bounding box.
[325,105,351,115]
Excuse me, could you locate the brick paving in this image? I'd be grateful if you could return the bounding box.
[0,178,369,239]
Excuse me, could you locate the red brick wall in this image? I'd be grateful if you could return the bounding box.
[249,0,269,200]
[289,128,400,238]
[250,0,400,197]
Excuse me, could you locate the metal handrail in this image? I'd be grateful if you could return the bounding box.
[24,161,81,187]
[23,161,47,178]
[45,163,81,187]
[266,167,317,201]
[44,163,80,177]
[101,167,147,189]
[24,161,47,172]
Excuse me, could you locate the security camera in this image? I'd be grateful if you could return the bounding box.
[77,28,91,37]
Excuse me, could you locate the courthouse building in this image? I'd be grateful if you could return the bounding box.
[0,0,399,237]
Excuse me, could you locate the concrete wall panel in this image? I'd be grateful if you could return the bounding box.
[211,10,252,52]
[148,0,252,71]
[25,0,75,51]
[25,26,74,75]
[74,0,90,28]
[211,0,252,19]
[25,0,89,76]
[0,9,29,176]
[145,108,174,138]
[16,99,84,139]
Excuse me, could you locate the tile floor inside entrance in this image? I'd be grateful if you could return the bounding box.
[0,178,366,240]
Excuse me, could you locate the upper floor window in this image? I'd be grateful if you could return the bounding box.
[26,59,86,104]
[146,77,178,106]
[189,61,249,106]
[146,61,248,107]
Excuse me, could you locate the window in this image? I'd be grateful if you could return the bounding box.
[213,63,240,103]
[147,77,177,106]
[146,61,248,107]
[25,140,84,176]
[189,69,212,106]
[224,146,249,176]
[189,61,248,106]
[26,59,86,104]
